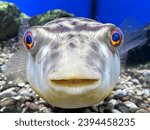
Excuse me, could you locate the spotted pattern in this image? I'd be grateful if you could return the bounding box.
[42,17,104,33]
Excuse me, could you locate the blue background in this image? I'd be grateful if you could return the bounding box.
[2,0,150,26]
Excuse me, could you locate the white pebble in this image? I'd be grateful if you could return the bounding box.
[124,101,138,109]
[0,81,6,86]
[111,109,122,113]
[108,99,117,106]
[132,79,140,85]
[17,82,25,87]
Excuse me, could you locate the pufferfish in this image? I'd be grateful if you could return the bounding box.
[4,17,147,108]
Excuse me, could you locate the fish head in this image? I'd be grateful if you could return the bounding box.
[23,18,123,108]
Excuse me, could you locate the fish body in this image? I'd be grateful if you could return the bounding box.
[4,17,146,108]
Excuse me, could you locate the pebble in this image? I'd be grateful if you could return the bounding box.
[17,82,25,87]
[90,106,99,112]
[22,107,28,113]
[121,96,130,101]
[0,88,17,99]
[0,81,6,86]
[114,89,128,98]
[20,96,32,102]
[0,107,6,112]
[137,69,150,77]
[138,103,148,109]
[135,109,148,113]
[144,89,150,97]
[124,101,139,109]
[108,99,118,106]
[147,98,150,103]
[8,81,13,84]
[1,83,16,91]
[25,102,39,111]
[132,79,140,85]
[41,108,53,113]
[85,108,92,113]
[12,96,21,100]
[19,90,35,97]
[0,98,16,107]
[111,109,122,113]
[117,105,129,113]
[136,90,144,96]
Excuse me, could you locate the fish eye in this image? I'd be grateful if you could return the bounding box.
[23,31,35,50]
[110,29,122,47]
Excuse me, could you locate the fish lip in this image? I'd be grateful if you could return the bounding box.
[49,78,100,87]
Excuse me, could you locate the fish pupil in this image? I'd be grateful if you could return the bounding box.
[112,32,120,42]
[26,35,32,44]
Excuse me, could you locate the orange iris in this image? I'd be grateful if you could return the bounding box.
[23,31,34,49]
[110,29,122,47]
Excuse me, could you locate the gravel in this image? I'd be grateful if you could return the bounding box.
[0,37,150,113]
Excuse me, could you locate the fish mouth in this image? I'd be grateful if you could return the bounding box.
[50,79,99,87]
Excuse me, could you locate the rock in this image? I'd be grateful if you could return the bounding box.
[120,76,131,84]
[0,80,6,86]
[105,93,115,101]
[127,81,133,86]
[147,107,150,112]
[138,103,147,109]
[0,107,6,112]
[38,104,45,109]
[111,109,122,113]
[0,98,16,107]
[2,105,16,112]
[135,109,148,113]
[19,89,35,97]
[124,101,139,109]
[29,9,74,26]
[0,1,29,40]
[118,105,129,113]
[147,98,150,103]
[22,107,28,113]
[19,96,32,103]
[17,82,25,87]
[40,108,53,113]
[90,106,99,112]
[114,89,128,99]
[1,83,16,91]
[121,96,130,101]
[98,106,105,113]
[132,79,140,85]
[128,108,139,113]
[12,96,21,100]
[85,108,92,113]
[137,69,150,77]
[0,88,17,99]
[136,90,144,96]
[25,102,39,111]
[144,89,150,97]
[107,99,118,109]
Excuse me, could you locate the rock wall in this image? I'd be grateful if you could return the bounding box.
[0,1,73,40]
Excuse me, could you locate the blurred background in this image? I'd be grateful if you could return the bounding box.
[2,0,150,26]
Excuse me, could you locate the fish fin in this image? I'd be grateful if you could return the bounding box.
[18,18,30,41]
[119,18,147,68]
[3,46,28,82]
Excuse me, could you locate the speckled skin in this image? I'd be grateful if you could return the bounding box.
[25,17,123,108]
